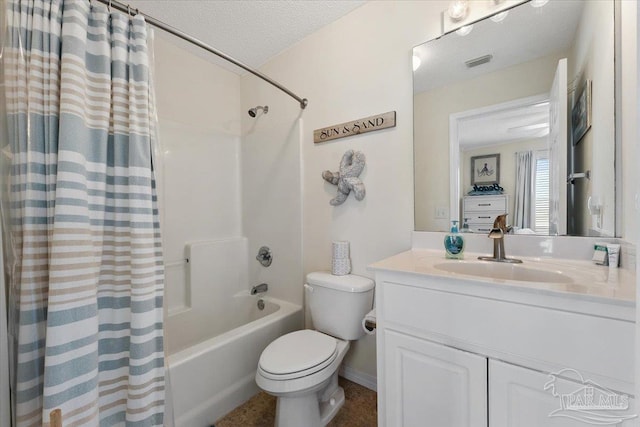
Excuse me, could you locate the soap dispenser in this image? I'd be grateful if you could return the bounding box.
[460,218,472,233]
[444,220,465,259]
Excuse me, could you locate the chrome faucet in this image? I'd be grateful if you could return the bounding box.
[478,214,522,264]
[251,283,269,295]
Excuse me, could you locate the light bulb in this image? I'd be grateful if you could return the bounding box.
[448,1,469,21]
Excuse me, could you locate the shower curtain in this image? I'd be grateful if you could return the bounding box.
[3,1,166,425]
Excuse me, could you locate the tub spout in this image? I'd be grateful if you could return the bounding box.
[251,283,269,295]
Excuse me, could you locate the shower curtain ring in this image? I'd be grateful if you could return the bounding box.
[108,0,112,12]
[127,5,131,16]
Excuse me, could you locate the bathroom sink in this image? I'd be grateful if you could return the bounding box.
[433,261,573,284]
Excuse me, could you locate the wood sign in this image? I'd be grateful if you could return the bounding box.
[314,111,396,143]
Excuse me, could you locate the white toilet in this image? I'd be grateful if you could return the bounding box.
[255,272,374,427]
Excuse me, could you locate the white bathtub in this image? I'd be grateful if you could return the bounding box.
[166,296,303,426]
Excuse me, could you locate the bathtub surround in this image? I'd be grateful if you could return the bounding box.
[166,238,249,354]
[3,2,165,425]
[153,39,247,409]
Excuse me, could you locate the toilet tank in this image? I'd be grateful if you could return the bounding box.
[305,272,374,340]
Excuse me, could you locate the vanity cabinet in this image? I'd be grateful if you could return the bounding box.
[489,360,636,427]
[384,330,487,426]
[372,265,635,427]
[462,195,508,233]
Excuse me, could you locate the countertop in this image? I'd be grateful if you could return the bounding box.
[369,249,635,305]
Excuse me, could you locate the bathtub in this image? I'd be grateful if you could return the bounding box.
[166,296,303,426]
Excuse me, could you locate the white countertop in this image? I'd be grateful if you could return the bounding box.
[369,249,635,305]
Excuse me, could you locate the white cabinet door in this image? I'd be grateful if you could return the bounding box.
[490,360,636,426]
[384,330,488,427]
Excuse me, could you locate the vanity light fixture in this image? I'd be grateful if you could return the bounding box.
[412,55,422,71]
[530,0,550,7]
[448,0,469,21]
[456,25,473,36]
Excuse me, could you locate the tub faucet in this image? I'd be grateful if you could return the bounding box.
[478,214,522,264]
[251,283,269,295]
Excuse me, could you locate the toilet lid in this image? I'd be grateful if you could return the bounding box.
[259,330,338,379]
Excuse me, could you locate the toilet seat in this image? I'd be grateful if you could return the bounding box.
[258,330,338,381]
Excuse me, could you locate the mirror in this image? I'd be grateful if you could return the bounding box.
[413,0,616,236]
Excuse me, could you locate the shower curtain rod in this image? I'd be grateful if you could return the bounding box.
[95,0,309,110]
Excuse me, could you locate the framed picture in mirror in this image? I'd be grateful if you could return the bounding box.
[471,154,500,185]
[571,79,592,145]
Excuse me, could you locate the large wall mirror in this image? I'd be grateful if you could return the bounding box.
[413,0,616,236]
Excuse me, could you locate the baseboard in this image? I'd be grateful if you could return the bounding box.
[339,365,377,392]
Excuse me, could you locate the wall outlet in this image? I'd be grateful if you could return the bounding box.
[434,206,448,219]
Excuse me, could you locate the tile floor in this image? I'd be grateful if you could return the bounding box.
[215,377,377,427]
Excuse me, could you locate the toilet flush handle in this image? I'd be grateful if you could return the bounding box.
[304,284,314,293]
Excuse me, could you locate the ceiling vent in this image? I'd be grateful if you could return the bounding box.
[465,54,493,68]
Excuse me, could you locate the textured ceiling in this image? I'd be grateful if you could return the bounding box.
[127,0,366,73]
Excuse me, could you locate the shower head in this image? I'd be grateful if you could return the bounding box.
[248,105,269,117]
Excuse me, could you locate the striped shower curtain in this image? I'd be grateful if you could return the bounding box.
[3,1,165,425]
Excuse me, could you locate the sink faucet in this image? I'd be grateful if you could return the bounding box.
[251,283,269,295]
[478,214,522,264]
